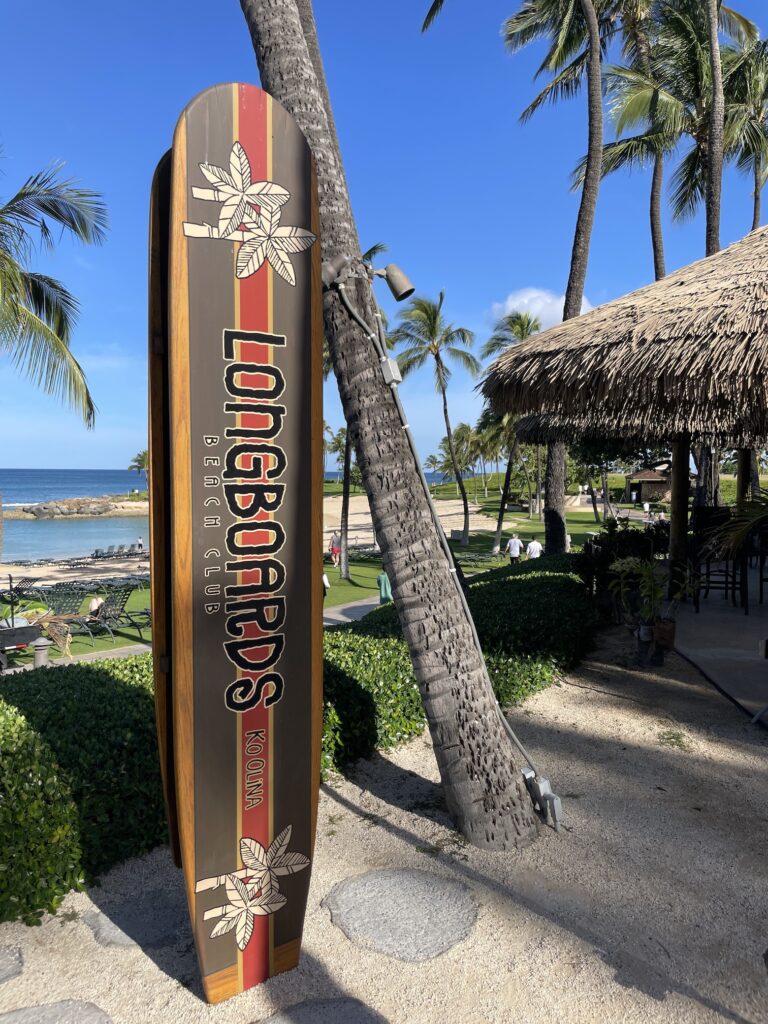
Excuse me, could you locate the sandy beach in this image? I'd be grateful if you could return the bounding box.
[0,628,764,1023]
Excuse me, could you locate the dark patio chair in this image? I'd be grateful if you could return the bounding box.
[125,603,152,641]
[0,577,43,605]
[40,583,96,645]
[89,585,136,643]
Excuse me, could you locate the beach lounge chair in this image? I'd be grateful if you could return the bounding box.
[125,603,152,641]
[92,548,105,559]
[115,545,126,557]
[40,583,96,645]
[105,545,116,558]
[0,577,43,605]
[89,585,135,643]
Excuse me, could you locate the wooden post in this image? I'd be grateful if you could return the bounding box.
[669,436,691,597]
[736,448,752,507]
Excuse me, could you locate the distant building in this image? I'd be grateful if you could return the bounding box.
[624,468,673,504]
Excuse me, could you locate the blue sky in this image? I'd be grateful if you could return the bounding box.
[1,0,766,469]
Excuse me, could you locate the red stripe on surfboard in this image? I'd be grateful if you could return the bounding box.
[237,84,272,991]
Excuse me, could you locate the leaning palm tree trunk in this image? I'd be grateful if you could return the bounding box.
[545,0,604,554]
[650,153,667,280]
[241,0,538,848]
[339,431,351,580]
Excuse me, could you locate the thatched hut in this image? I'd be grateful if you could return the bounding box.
[483,228,768,573]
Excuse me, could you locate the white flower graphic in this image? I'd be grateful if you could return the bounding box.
[196,826,309,951]
[183,141,316,285]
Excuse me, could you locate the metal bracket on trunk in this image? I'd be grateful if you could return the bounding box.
[523,768,563,831]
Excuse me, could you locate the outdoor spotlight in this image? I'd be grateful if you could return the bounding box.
[321,254,352,288]
[374,263,415,302]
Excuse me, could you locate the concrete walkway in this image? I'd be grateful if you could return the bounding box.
[676,564,768,724]
[323,596,380,628]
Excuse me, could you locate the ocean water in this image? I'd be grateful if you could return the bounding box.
[0,469,148,562]
[0,468,143,508]
[0,516,150,563]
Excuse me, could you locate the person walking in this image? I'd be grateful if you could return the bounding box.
[329,531,341,568]
[137,536,144,552]
[526,536,543,559]
[505,533,523,565]
[376,565,392,605]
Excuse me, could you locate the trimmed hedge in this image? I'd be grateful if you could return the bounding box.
[351,555,598,669]
[0,551,585,922]
[0,699,83,924]
[0,658,167,881]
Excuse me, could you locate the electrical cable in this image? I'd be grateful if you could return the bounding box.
[335,270,553,794]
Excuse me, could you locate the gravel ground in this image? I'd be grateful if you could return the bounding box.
[1,628,766,1024]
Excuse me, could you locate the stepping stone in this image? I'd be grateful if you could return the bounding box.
[323,868,476,962]
[82,911,136,949]
[259,999,388,1023]
[0,947,23,985]
[0,1002,112,1023]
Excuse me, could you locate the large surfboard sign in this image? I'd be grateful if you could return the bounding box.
[149,83,323,1004]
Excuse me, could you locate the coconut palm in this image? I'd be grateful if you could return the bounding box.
[482,311,541,361]
[0,164,107,426]
[128,449,149,485]
[245,0,542,848]
[601,4,756,241]
[723,39,768,231]
[391,292,479,546]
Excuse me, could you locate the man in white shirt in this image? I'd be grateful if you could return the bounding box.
[505,533,524,565]
[526,536,543,559]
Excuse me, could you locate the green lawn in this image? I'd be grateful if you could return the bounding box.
[1,585,151,668]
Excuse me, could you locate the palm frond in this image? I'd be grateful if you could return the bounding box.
[520,48,589,123]
[0,303,95,427]
[422,0,446,31]
[669,143,706,221]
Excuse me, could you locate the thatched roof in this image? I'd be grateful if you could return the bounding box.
[513,411,767,448]
[483,227,768,442]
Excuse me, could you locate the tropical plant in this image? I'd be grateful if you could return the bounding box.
[723,38,768,231]
[245,0,543,849]
[481,310,541,361]
[391,292,479,545]
[599,3,756,243]
[128,449,149,485]
[0,165,107,426]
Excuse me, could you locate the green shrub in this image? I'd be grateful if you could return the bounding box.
[470,553,586,586]
[350,557,597,669]
[486,653,556,706]
[0,699,83,924]
[0,657,167,879]
[470,572,598,667]
[322,632,425,772]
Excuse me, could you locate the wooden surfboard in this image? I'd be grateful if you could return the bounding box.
[148,150,182,868]
[151,83,323,1004]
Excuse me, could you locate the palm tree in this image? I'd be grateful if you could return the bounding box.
[245,0,541,848]
[723,39,768,231]
[328,427,353,580]
[601,4,756,245]
[128,449,149,486]
[0,165,107,426]
[322,420,334,476]
[424,453,441,494]
[391,292,479,546]
[481,310,541,360]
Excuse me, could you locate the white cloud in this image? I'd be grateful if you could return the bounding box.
[490,287,592,330]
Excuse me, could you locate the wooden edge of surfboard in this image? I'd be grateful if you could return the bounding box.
[168,110,197,922]
[148,149,182,867]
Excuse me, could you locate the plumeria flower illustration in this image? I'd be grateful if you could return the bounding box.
[208,873,287,951]
[239,825,310,888]
[236,206,315,284]
[182,141,316,285]
[197,826,310,950]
